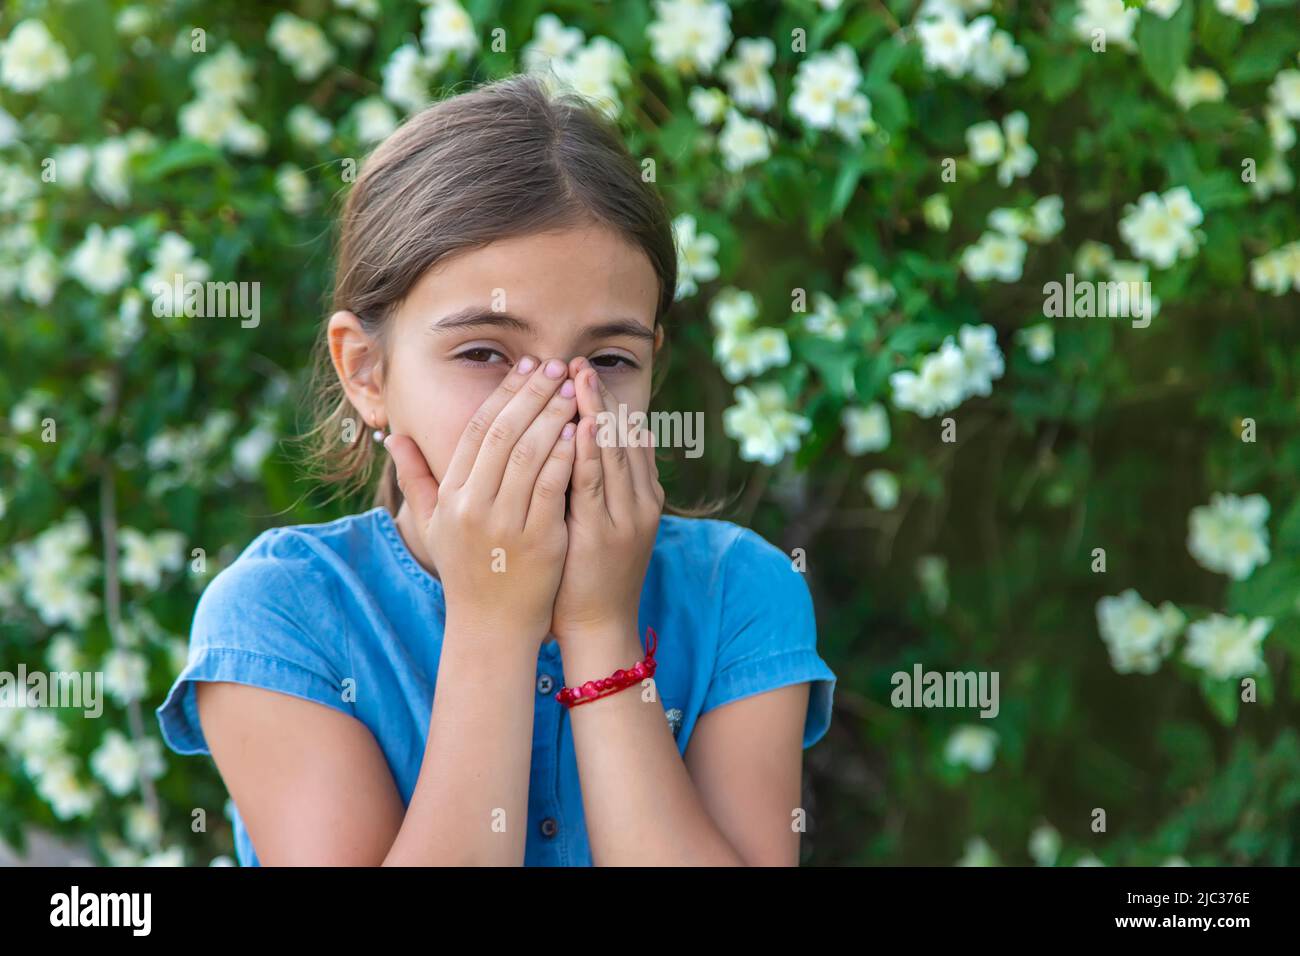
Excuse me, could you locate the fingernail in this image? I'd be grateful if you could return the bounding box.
[382,434,393,451]
[561,422,576,440]
[587,370,599,391]
[545,359,565,379]
[517,356,536,374]
[560,380,575,398]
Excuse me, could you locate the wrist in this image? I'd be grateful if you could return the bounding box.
[444,609,550,653]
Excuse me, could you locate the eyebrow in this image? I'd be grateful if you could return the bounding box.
[428,307,656,343]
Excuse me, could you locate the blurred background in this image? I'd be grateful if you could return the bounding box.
[2,0,1299,866]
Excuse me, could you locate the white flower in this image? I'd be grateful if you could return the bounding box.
[1075,240,1114,278]
[233,424,277,479]
[268,12,335,82]
[422,0,479,58]
[1214,0,1258,24]
[720,37,776,111]
[35,757,98,820]
[790,45,873,141]
[969,28,1028,87]
[717,109,772,172]
[67,224,134,295]
[803,292,846,341]
[1027,195,1065,242]
[19,247,58,306]
[352,96,398,144]
[119,528,186,589]
[961,231,1027,282]
[0,20,71,93]
[966,120,1004,166]
[923,194,953,232]
[92,138,135,206]
[709,286,758,338]
[864,470,900,510]
[945,725,998,771]
[52,145,92,189]
[1118,188,1203,268]
[891,339,968,418]
[382,43,438,113]
[91,730,145,796]
[1072,0,1138,52]
[956,836,999,867]
[916,11,984,78]
[276,164,312,215]
[1145,0,1182,18]
[1250,240,1300,295]
[1250,154,1294,201]
[522,14,583,73]
[1173,68,1226,111]
[688,87,728,125]
[1028,824,1061,866]
[1017,323,1055,363]
[140,847,186,867]
[722,384,811,465]
[142,231,211,295]
[549,37,631,118]
[1187,492,1270,580]
[103,648,150,704]
[178,96,267,156]
[126,804,162,848]
[846,263,896,306]
[192,44,254,104]
[957,324,1004,397]
[997,111,1036,186]
[715,328,790,382]
[1183,614,1271,680]
[287,104,333,147]
[647,0,732,74]
[672,214,719,299]
[1096,589,1185,675]
[842,403,890,455]
[1270,70,1300,120]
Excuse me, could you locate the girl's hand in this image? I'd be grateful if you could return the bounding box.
[386,357,578,651]
[551,356,664,645]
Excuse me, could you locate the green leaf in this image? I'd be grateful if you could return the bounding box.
[1137,0,1193,92]
[1040,49,1085,102]
[136,139,225,183]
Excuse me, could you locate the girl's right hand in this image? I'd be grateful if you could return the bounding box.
[384,356,578,652]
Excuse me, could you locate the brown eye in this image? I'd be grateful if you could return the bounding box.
[590,353,637,371]
[456,347,508,366]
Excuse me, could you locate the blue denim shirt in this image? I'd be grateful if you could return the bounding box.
[155,507,836,866]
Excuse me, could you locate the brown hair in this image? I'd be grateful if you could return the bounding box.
[302,72,725,517]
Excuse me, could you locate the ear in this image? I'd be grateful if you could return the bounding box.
[327,310,387,428]
[653,322,664,355]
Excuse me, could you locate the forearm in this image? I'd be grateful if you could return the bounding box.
[384,617,540,866]
[562,625,747,866]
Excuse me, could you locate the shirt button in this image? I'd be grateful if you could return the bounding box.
[537,674,555,695]
[540,817,558,838]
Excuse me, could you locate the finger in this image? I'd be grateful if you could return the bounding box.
[465,358,569,501]
[383,434,439,522]
[496,377,578,523]
[575,362,634,520]
[570,414,607,520]
[442,355,539,490]
[526,420,577,532]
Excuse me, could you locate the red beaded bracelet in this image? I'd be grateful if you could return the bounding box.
[555,627,658,708]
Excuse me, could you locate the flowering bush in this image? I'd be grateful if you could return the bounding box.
[3,0,1300,866]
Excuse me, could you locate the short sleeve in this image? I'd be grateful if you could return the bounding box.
[155,529,354,757]
[701,526,837,748]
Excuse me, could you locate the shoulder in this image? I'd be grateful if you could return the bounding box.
[196,509,386,619]
[652,514,795,586]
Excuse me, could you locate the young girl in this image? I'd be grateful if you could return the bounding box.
[155,72,836,867]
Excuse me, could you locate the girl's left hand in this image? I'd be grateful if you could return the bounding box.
[550,356,664,644]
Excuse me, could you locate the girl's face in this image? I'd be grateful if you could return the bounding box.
[331,222,663,486]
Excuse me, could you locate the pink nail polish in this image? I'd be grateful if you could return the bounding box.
[545,359,565,379]
[561,422,576,440]
[561,380,575,398]
[518,356,536,374]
